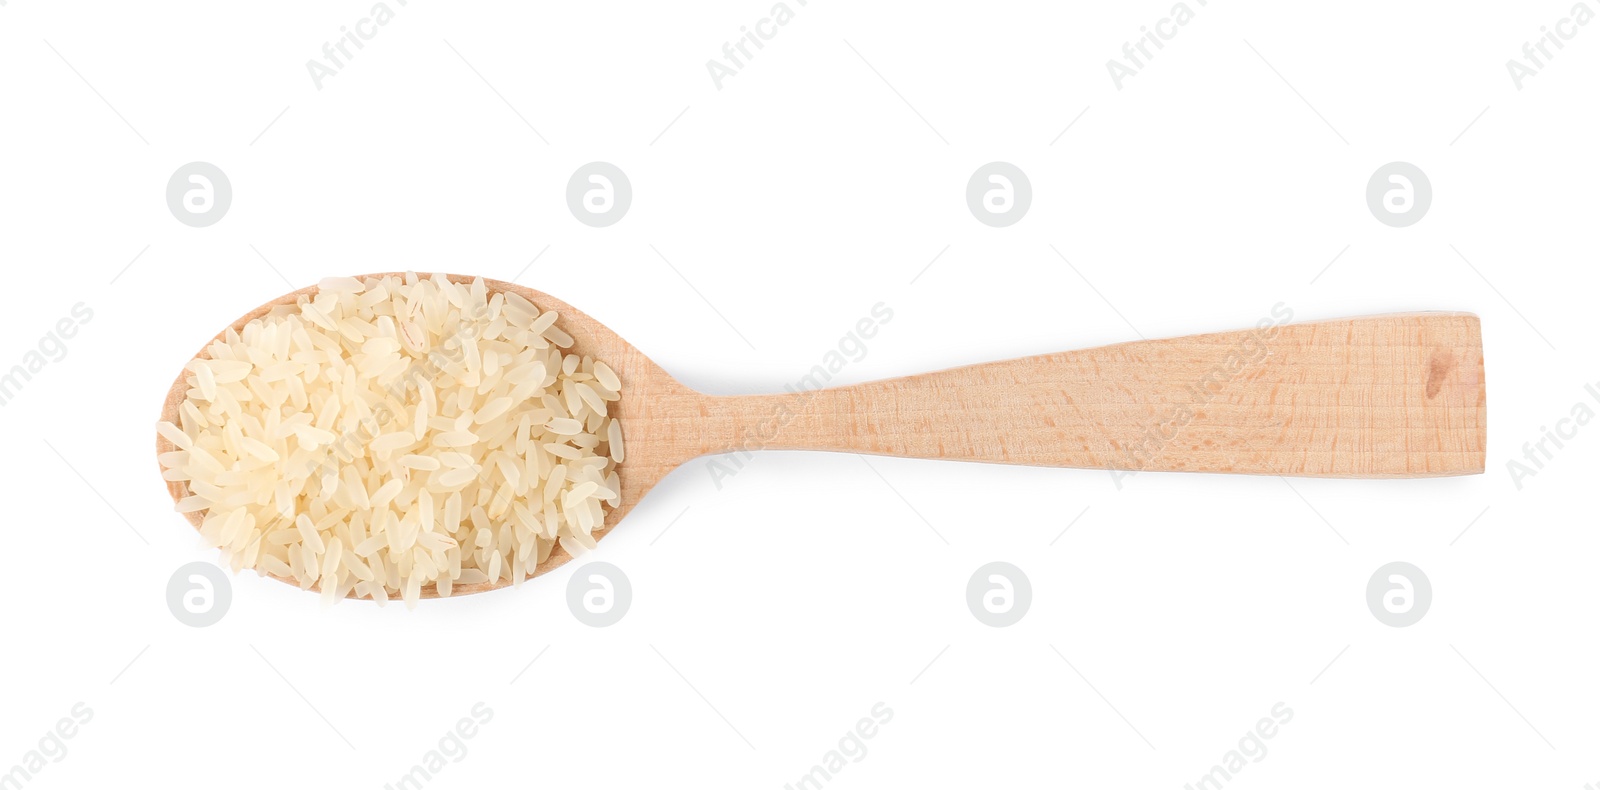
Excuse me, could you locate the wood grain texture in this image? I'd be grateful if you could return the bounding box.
[701,312,1486,478]
[158,275,1486,598]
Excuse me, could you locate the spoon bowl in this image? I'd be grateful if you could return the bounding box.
[159,273,701,599]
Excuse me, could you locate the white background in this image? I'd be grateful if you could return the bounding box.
[2,1,1597,788]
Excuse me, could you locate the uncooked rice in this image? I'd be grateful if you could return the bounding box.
[156,274,624,607]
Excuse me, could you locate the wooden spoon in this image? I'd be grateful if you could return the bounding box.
[158,274,1486,598]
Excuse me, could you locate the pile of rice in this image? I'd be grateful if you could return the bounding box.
[156,274,625,607]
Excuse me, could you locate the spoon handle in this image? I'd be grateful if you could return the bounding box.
[701,312,1485,478]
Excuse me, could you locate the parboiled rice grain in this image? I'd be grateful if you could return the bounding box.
[157,274,624,608]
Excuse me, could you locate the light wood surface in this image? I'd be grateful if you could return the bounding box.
[701,311,1486,478]
[158,275,1487,598]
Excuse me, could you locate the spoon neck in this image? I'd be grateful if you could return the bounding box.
[698,390,851,459]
